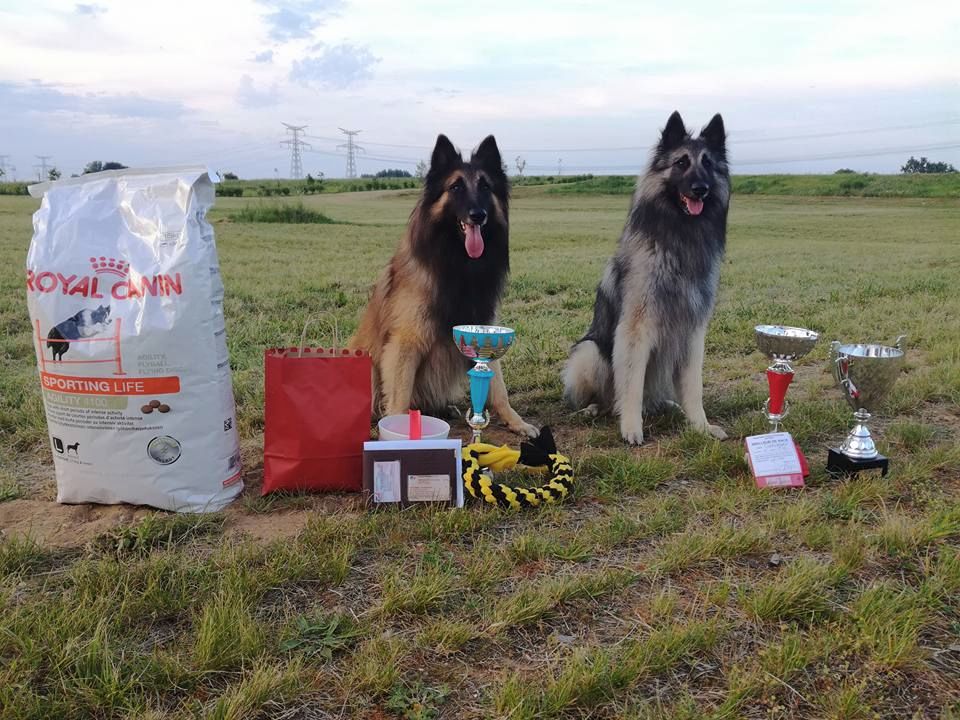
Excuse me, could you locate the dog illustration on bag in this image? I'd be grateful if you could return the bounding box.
[46,305,112,361]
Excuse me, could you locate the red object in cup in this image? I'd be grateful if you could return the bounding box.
[765,368,794,415]
[408,409,422,440]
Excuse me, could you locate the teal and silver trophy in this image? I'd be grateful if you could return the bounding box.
[452,324,515,443]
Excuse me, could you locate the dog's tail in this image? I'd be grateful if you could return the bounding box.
[562,339,610,411]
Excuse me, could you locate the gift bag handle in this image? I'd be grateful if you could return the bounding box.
[298,312,341,357]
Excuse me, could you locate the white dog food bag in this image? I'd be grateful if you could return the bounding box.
[27,166,242,512]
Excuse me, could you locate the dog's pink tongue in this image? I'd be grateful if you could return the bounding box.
[686,196,704,216]
[465,223,484,258]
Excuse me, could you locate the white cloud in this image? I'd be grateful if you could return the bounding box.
[255,0,342,42]
[0,0,956,177]
[74,3,107,17]
[0,80,188,119]
[236,74,280,108]
[289,43,379,89]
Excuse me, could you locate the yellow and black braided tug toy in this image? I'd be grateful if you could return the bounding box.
[462,427,574,509]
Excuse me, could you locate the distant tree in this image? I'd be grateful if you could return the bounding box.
[501,160,509,176]
[223,171,239,180]
[415,160,427,179]
[48,167,61,181]
[515,155,526,178]
[901,156,957,174]
[834,168,856,174]
[0,167,4,179]
[83,160,128,174]
[375,168,413,178]
[303,172,324,194]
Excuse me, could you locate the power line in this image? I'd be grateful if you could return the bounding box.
[280,123,311,179]
[734,142,960,166]
[337,128,364,178]
[732,119,960,145]
[304,147,419,166]
[511,119,960,155]
[306,133,428,151]
[300,118,959,160]
[522,141,960,172]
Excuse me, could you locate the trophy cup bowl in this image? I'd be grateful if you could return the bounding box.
[452,325,516,443]
[827,336,906,476]
[755,325,820,365]
[754,325,820,432]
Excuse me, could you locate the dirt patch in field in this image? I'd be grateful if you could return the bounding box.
[0,492,367,549]
[0,499,155,547]
[0,433,374,548]
[0,418,664,549]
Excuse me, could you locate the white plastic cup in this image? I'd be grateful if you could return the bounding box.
[377,414,450,441]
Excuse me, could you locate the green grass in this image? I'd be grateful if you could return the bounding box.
[0,479,22,502]
[92,512,225,557]
[228,200,337,223]
[1,187,960,717]
[741,558,847,623]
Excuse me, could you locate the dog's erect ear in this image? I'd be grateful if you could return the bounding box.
[471,135,504,177]
[700,114,726,155]
[659,111,688,152]
[429,134,461,175]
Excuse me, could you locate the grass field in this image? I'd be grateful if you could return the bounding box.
[1,184,960,718]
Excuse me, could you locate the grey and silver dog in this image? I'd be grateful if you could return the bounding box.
[563,111,730,445]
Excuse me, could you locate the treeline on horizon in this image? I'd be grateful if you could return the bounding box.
[2,171,958,198]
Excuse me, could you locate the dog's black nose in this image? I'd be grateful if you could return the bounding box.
[468,208,487,225]
[690,183,709,199]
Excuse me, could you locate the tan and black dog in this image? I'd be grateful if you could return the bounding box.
[349,134,537,437]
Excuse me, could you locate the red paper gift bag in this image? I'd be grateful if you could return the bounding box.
[263,344,371,494]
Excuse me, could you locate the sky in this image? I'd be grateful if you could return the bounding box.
[0,0,958,180]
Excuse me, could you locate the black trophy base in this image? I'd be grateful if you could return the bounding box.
[826,448,889,477]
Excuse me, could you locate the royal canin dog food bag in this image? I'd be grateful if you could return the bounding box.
[26,166,242,512]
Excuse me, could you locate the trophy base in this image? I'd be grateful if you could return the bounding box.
[795,441,810,478]
[826,448,889,477]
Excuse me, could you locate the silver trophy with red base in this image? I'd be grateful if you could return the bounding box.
[751,325,820,481]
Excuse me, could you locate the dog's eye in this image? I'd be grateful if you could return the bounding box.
[702,155,712,168]
[674,156,690,169]
[449,180,464,193]
[478,177,490,192]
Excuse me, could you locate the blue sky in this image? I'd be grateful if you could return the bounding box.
[0,0,957,179]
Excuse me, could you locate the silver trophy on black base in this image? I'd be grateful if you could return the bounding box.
[826,336,906,477]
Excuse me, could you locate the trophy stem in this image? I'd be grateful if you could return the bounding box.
[466,361,494,444]
[840,408,878,460]
[764,362,794,433]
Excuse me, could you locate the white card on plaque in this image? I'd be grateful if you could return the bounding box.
[745,432,805,488]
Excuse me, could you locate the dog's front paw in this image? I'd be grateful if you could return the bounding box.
[688,421,729,441]
[707,424,728,440]
[509,419,539,439]
[620,418,644,446]
[582,403,600,418]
